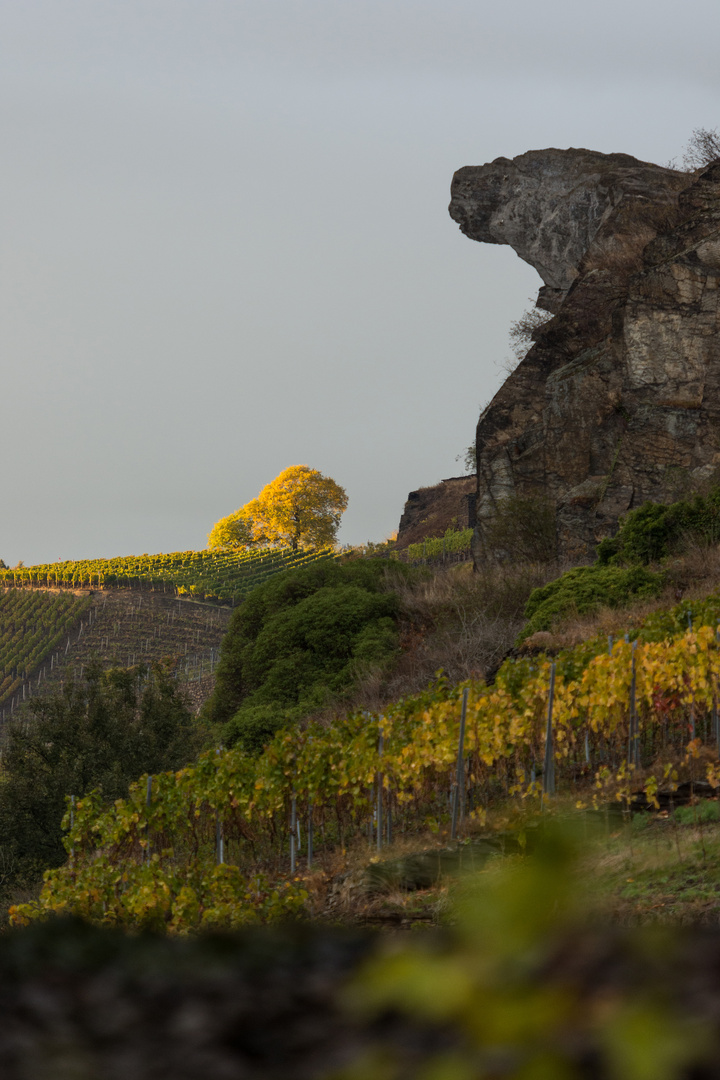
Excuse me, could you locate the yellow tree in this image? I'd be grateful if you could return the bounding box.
[206,504,256,552]
[208,466,348,552]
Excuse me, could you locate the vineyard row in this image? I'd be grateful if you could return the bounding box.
[13,625,720,930]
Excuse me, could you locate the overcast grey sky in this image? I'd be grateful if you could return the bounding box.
[2,0,718,565]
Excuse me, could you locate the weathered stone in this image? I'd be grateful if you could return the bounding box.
[449,150,720,562]
[396,476,476,548]
[449,148,688,309]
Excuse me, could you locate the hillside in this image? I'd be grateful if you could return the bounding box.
[0,588,233,721]
[11,541,720,930]
[0,545,343,719]
[0,590,91,713]
[1,545,339,603]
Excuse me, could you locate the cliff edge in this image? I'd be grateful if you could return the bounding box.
[450,148,720,562]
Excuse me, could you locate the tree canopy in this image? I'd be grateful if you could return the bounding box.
[0,663,202,899]
[205,559,406,748]
[208,466,348,552]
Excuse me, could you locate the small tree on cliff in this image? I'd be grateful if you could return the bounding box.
[208,466,348,552]
[682,127,720,170]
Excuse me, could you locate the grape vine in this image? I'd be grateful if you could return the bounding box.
[13,625,720,930]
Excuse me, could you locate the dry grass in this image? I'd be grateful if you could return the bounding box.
[378,559,564,691]
[522,541,720,652]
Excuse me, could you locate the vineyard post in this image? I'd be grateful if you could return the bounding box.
[70,795,75,858]
[451,686,469,840]
[542,663,556,802]
[715,626,720,753]
[377,724,384,854]
[290,794,297,873]
[216,816,224,865]
[628,641,639,768]
[307,803,313,869]
[145,776,152,863]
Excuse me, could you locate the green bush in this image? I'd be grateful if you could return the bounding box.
[207,559,409,728]
[635,592,720,642]
[0,663,202,898]
[597,487,720,565]
[223,704,292,756]
[519,564,665,640]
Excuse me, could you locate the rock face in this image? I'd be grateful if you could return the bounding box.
[449,149,720,562]
[396,476,476,548]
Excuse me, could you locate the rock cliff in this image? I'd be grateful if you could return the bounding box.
[396,475,476,548]
[449,149,720,562]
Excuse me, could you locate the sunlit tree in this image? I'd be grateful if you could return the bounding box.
[208,466,348,552]
[206,504,256,552]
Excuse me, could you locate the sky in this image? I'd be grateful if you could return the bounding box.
[2,0,719,566]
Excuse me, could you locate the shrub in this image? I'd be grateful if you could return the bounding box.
[597,488,720,566]
[206,559,409,728]
[223,704,291,756]
[519,564,665,640]
[0,664,202,897]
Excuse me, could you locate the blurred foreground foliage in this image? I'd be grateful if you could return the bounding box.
[343,828,716,1080]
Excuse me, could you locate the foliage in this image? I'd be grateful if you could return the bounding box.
[520,564,664,639]
[206,507,255,552]
[596,487,720,566]
[508,304,553,361]
[208,465,348,553]
[674,799,720,825]
[207,559,405,729]
[15,621,720,932]
[0,663,202,895]
[457,444,476,474]
[640,592,720,641]
[223,703,293,756]
[682,126,720,170]
[404,527,473,562]
[347,831,711,1079]
[0,590,90,705]
[0,547,339,604]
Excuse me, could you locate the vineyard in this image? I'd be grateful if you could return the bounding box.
[0,590,91,709]
[0,589,234,720]
[397,527,473,564]
[14,610,720,931]
[0,546,339,603]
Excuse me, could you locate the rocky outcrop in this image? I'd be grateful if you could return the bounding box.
[449,149,720,562]
[396,476,476,548]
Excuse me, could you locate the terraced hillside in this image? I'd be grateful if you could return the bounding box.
[1,590,233,720]
[0,547,339,603]
[0,590,92,710]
